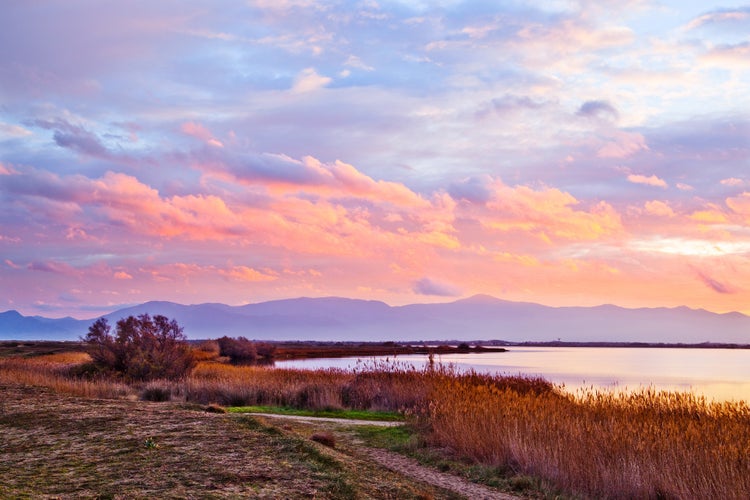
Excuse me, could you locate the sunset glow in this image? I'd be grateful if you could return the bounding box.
[1,1,749,318]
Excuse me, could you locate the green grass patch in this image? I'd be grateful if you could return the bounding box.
[228,405,404,422]
[355,424,417,449]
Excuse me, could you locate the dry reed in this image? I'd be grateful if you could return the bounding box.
[420,374,750,499]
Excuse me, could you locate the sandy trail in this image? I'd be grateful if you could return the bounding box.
[252,412,521,500]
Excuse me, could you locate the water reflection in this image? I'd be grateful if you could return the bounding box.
[275,347,750,402]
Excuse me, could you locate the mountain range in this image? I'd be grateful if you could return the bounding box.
[1,295,749,344]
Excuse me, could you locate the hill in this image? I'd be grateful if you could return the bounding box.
[1,295,748,344]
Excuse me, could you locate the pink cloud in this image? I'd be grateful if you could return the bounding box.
[700,43,750,68]
[181,121,223,147]
[726,192,750,218]
[720,178,745,187]
[0,162,17,175]
[597,131,648,158]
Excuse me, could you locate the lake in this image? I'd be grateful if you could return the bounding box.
[275,347,750,402]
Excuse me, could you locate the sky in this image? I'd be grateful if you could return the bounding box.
[1,0,749,319]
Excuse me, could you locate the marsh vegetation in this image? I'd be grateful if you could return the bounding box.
[1,341,748,498]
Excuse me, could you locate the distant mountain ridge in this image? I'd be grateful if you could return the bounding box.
[1,295,749,344]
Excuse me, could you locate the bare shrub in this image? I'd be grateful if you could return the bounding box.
[83,314,195,381]
[140,381,173,402]
[311,432,336,448]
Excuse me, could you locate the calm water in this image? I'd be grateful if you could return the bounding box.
[276,347,750,402]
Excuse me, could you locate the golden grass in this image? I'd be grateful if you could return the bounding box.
[2,350,747,498]
[0,352,131,399]
[420,376,750,499]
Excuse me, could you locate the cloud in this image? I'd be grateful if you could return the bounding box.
[291,68,331,93]
[114,271,133,280]
[0,162,17,175]
[28,260,77,275]
[627,174,667,188]
[701,42,750,68]
[577,100,619,121]
[344,55,374,71]
[413,277,462,297]
[220,266,278,282]
[726,192,750,218]
[181,121,223,148]
[695,269,737,294]
[644,200,675,217]
[684,8,750,31]
[482,180,622,242]
[199,152,428,208]
[0,122,32,138]
[597,131,648,158]
[689,210,727,224]
[721,177,745,187]
[34,119,111,159]
[448,176,493,204]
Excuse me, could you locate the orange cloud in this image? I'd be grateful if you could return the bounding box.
[220,266,278,282]
[689,210,728,224]
[644,200,675,217]
[483,180,622,241]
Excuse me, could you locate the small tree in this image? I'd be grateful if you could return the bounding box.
[217,336,257,363]
[216,337,277,364]
[83,314,195,380]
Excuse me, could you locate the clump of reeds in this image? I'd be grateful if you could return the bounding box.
[0,352,132,399]
[419,374,750,499]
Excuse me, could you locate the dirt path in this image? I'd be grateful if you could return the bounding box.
[364,446,519,500]
[253,413,521,500]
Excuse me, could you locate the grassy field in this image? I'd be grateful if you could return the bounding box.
[1,345,749,498]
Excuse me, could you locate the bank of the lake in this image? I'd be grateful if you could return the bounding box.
[276,346,750,402]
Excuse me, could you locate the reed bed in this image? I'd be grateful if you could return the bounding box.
[0,352,131,399]
[2,351,748,498]
[420,376,750,499]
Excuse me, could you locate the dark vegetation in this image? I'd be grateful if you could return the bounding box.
[271,340,506,359]
[216,336,276,364]
[82,314,195,380]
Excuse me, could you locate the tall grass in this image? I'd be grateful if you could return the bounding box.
[420,375,750,499]
[0,352,131,399]
[2,351,748,498]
